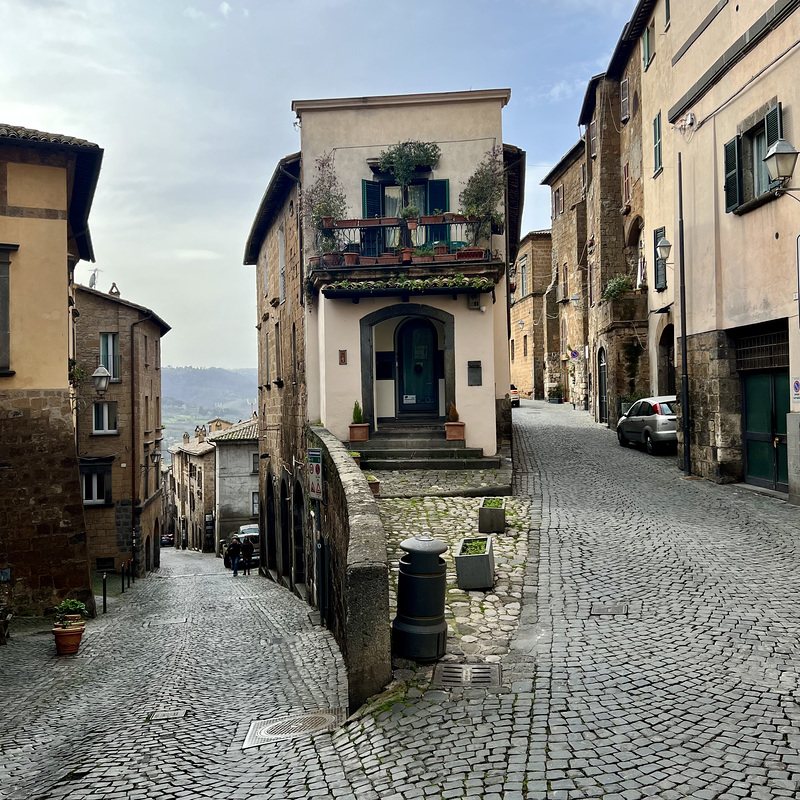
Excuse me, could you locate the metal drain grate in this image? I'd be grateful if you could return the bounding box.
[148,710,187,722]
[590,603,629,616]
[432,663,502,688]
[242,709,347,748]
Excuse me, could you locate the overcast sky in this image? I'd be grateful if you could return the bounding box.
[2,0,633,368]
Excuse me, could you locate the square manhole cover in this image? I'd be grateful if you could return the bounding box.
[148,710,188,722]
[432,663,502,688]
[590,603,629,616]
[242,709,347,749]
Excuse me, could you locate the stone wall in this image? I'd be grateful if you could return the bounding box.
[0,389,95,614]
[677,329,742,483]
[307,426,391,712]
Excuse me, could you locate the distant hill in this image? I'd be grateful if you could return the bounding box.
[160,367,258,460]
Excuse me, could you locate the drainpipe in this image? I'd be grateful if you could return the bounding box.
[130,312,153,576]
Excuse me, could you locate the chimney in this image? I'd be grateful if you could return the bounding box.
[182,432,190,445]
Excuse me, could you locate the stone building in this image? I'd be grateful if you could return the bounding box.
[208,415,259,556]
[169,429,216,552]
[509,230,552,400]
[73,284,170,577]
[0,124,102,614]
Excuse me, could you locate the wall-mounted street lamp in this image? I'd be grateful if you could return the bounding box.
[656,237,672,262]
[764,138,799,189]
[91,365,111,395]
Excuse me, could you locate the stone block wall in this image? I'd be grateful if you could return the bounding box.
[307,426,391,712]
[0,389,95,614]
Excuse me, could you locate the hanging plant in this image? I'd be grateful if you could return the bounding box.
[378,141,441,189]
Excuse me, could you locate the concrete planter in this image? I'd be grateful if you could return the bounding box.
[548,397,562,404]
[478,498,506,533]
[455,536,494,590]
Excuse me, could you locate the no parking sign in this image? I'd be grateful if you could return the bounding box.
[793,379,800,404]
[308,448,322,500]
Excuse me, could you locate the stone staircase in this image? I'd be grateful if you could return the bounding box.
[349,421,502,471]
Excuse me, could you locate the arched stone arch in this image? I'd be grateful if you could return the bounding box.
[359,304,455,425]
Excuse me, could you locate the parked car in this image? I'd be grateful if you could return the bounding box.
[510,384,520,407]
[222,524,260,568]
[160,532,174,547]
[616,395,677,454]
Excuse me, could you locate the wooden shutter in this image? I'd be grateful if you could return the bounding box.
[362,179,382,256]
[623,162,630,203]
[590,120,597,158]
[765,103,783,148]
[620,78,630,122]
[653,112,662,173]
[724,136,742,212]
[654,226,667,290]
[558,184,565,214]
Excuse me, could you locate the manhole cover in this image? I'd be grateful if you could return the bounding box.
[243,709,346,748]
[590,603,629,616]
[148,710,187,721]
[432,663,502,688]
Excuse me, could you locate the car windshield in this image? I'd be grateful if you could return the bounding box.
[656,401,675,415]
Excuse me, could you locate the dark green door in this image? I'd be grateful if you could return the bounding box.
[742,370,788,492]
[398,320,438,414]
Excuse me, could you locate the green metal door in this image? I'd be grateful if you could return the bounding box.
[742,370,788,492]
[398,320,437,414]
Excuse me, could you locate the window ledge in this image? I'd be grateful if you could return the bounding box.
[733,190,779,216]
[653,167,664,180]
[91,431,120,436]
[0,369,15,377]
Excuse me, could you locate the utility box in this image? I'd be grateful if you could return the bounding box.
[391,535,448,662]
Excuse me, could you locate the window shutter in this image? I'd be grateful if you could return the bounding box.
[623,162,630,203]
[590,120,597,158]
[643,27,650,66]
[426,179,449,243]
[559,184,565,214]
[653,112,662,173]
[765,103,783,148]
[620,78,630,122]
[724,136,742,212]
[362,179,381,218]
[654,226,667,290]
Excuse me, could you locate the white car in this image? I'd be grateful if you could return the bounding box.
[616,395,677,454]
[510,385,520,407]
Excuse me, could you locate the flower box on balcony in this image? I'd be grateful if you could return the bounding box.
[456,248,485,261]
[360,218,380,227]
[452,214,468,223]
[337,219,359,228]
[381,217,399,226]
[434,253,456,262]
[310,256,321,268]
[322,254,340,266]
[412,256,430,264]
[378,254,401,264]
[321,217,335,229]
[420,215,444,225]
[359,256,378,265]
[343,252,359,266]
[434,244,449,255]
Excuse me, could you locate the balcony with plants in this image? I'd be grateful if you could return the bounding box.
[304,145,506,300]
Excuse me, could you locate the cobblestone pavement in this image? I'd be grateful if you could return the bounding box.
[4,401,800,799]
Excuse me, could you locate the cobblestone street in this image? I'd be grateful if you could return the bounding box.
[4,401,800,799]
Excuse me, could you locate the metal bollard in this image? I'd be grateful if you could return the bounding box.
[391,535,448,662]
[127,561,131,589]
[102,572,107,614]
[121,566,125,594]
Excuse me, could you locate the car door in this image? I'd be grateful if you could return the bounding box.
[627,401,650,442]
[621,401,641,441]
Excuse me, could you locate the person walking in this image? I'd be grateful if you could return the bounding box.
[227,536,242,576]
[240,536,254,576]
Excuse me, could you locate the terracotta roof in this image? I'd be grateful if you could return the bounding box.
[168,440,215,456]
[74,285,171,335]
[0,124,103,263]
[209,418,258,442]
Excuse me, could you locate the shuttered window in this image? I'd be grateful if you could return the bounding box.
[589,120,597,158]
[653,112,662,174]
[623,162,630,204]
[620,78,630,122]
[654,226,667,291]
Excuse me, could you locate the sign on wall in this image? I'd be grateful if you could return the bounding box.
[308,448,322,500]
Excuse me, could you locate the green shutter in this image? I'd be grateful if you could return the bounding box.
[724,136,742,213]
[653,112,662,173]
[426,179,449,214]
[362,179,381,218]
[654,226,667,291]
[765,103,783,148]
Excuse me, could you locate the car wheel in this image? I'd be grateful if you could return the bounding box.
[645,433,657,455]
[617,428,628,447]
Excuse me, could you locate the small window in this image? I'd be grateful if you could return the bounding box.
[511,340,515,363]
[279,226,286,304]
[623,162,631,204]
[523,335,528,358]
[82,469,111,505]
[589,120,598,158]
[100,333,120,380]
[643,24,653,68]
[665,0,670,27]
[252,492,259,516]
[252,453,259,473]
[558,183,565,214]
[653,112,662,174]
[581,163,587,195]
[620,78,630,122]
[520,256,528,297]
[93,401,118,434]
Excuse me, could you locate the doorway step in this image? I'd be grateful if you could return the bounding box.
[350,422,501,471]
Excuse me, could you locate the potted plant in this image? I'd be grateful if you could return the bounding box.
[349,401,370,442]
[320,235,341,266]
[601,274,634,301]
[52,599,88,655]
[378,141,441,191]
[459,146,505,247]
[412,246,434,264]
[445,403,465,441]
[366,474,380,496]
[349,451,361,467]
[479,497,506,533]
[68,358,85,388]
[454,536,494,590]
[548,385,564,404]
[343,251,359,266]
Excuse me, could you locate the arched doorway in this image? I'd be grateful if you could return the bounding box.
[598,347,608,424]
[279,478,291,581]
[396,318,438,415]
[265,469,277,573]
[292,481,306,586]
[658,324,676,395]
[145,535,151,572]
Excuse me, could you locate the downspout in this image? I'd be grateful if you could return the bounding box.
[130,312,153,576]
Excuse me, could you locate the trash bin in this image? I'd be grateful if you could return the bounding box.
[391,535,448,662]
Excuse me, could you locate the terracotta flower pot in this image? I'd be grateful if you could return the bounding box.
[380,217,399,226]
[420,215,444,225]
[53,626,84,655]
[368,479,380,496]
[322,253,340,266]
[445,421,465,441]
[321,217,335,228]
[309,256,321,268]
[434,244,448,255]
[349,423,370,442]
[343,252,359,266]
[360,218,380,227]
[377,254,400,264]
[337,219,358,228]
[401,248,414,264]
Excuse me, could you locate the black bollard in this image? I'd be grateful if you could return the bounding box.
[102,572,107,614]
[121,565,125,593]
[127,561,131,589]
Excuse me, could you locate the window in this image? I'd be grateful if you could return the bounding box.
[523,335,528,358]
[725,104,783,213]
[665,0,670,27]
[623,162,631,204]
[100,333,120,380]
[252,492,259,516]
[279,226,286,304]
[558,184,565,214]
[643,24,653,68]
[274,322,281,379]
[252,453,259,473]
[292,323,297,382]
[653,112,662,174]
[81,465,112,505]
[581,163,587,195]
[144,335,149,366]
[264,329,270,385]
[93,401,118,434]
[654,226,667,291]
[511,340,515,363]
[519,256,528,297]
[589,120,598,158]
[144,395,150,432]
[620,78,630,122]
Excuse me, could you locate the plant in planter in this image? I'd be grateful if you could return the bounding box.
[349,401,370,442]
[302,152,349,255]
[68,358,85,388]
[454,536,495,590]
[479,497,506,533]
[366,474,380,496]
[601,274,634,301]
[548,385,564,404]
[349,451,361,467]
[52,599,88,655]
[378,141,441,191]
[445,403,465,441]
[459,146,505,247]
